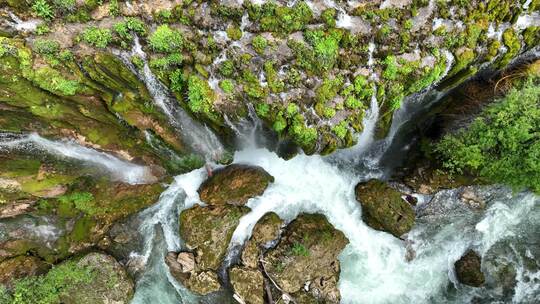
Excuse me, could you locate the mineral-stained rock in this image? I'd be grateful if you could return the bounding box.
[60,252,135,304]
[183,270,221,295]
[0,255,49,286]
[165,251,221,296]
[355,179,415,238]
[229,266,265,304]
[454,249,485,287]
[242,212,283,268]
[180,204,250,270]
[264,214,348,303]
[198,164,274,206]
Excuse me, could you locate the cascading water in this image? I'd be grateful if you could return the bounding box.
[0,132,155,184]
[115,37,225,161]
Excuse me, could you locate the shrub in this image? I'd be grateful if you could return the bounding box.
[187,75,215,114]
[149,25,183,53]
[32,0,55,19]
[219,79,234,94]
[435,79,540,193]
[251,35,267,54]
[10,260,95,303]
[81,26,112,48]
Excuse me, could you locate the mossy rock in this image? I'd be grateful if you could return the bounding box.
[454,249,485,287]
[229,266,265,304]
[264,213,348,303]
[0,256,49,286]
[179,204,250,270]
[241,212,283,269]
[198,164,274,206]
[355,179,415,238]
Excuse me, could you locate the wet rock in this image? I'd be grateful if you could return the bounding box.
[165,251,221,295]
[229,266,265,304]
[183,270,221,295]
[180,204,250,270]
[165,251,195,274]
[355,180,415,238]
[0,199,35,218]
[482,241,520,299]
[460,187,486,209]
[198,164,274,206]
[264,214,348,303]
[0,255,49,286]
[60,252,135,304]
[242,212,283,268]
[455,250,485,287]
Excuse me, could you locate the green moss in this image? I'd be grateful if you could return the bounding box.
[226,24,242,40]
[219,60,235,77]
[113,17,147,41]
[254,2,313,34]
[187,75,215,114]
[255,103,270,118]
[242,70,268,99]
[32,0,55,19]
[332,121,348,139]
[33,66,79,96]
[219,79,234,94]
[251,35,268,55]
[321,8,337,27]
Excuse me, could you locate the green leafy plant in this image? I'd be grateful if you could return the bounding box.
[187,75,215,114]
[32,0,55,19]
[251,35,267,54]
[81,26,112,48]
[149,25,183,53]
[435,79,540,193]
[219,79,234,94]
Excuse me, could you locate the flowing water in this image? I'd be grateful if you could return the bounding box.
[0,132,155,184]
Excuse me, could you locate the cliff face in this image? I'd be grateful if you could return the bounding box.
[1,0,538,157]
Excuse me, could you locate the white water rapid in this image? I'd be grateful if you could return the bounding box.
[0,132,155,184]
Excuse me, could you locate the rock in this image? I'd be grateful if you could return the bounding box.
[355,179,415,238]
[180,204,250,270]
[242,212,283,268]
[165,251,195,274]
[264,214,348,303]
[454,250,485,287]
[60,252,135,304]
[460,187,486,209]
[229,266,265,304]
[183,270,221,295]
[198,164,274,206]
[483,242,518,299]
[0,199,35,218]
[0,256,49,286]
[165,252,221,296]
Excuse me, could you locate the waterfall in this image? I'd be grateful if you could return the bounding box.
[0,132,156,184]
[115,37,226,162]
[5,11,41,32]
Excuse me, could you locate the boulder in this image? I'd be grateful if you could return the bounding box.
[355,179,415,238]
[60,252,135,304]
[198,164,274,206]
[454,250,485,287]
[180,204,250,270]
[242,212,283,268]
[264,214,348,303]
[0,256,49,286]
[229,266,265,304]
[165,252,221,296]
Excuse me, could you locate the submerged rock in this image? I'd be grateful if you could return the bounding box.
[198,164,274,206]
[264,214,348,303]
[455,249,485,287]
[355,179,415,238]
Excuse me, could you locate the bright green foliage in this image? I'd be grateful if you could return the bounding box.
[291,242,310,257]
[256,103,270,118]
[255,2,313,34]
[53,0,76,12]
[169,69,184,93]
[81,27,113,48]
[499,28,521,67]
[219,79,234,94]
[316,77,343,103]
[149,53,183,70]
[226,25,242,40]
[323,107,336,118]
[251,35,268,54]
[9,260,95,304]
[113,17,146,40]
[321,8,337,27]
[32,0,55,19]
[242,70,267,99]
[436,79,540,193]
[33,67,79,96]
[149,25,183,53]
[187,75,215,114]
[291,119,317,148]
[303,30,341,72]
[345,96,362,109]
[109,0,120,16]
[273,114,287,132]
[219,60,234,77]
[332,121,348,139]
[286,103,298,116]
[34,39,60,55]
[264,61,284,93]
[382,55,399,80]
[36,24,51,35]
[353,75,374,101]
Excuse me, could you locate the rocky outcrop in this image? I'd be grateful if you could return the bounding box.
[165,252,221,295]
[454,250,485,287]
[198,164,274,206]
[355,180,415,238]
[60,252,135,304]
[263,214,348,303]
[229,266,265,304]
[241,212,283,268]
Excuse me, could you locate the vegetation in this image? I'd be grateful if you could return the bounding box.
[7,260,95,304]
[149,25,183,53]
[81,27,113,48]
[436,79,540,193]
[187,75,215,114]
[251,35,268,55]
[291,242,310,257]
[32,0,55,19]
